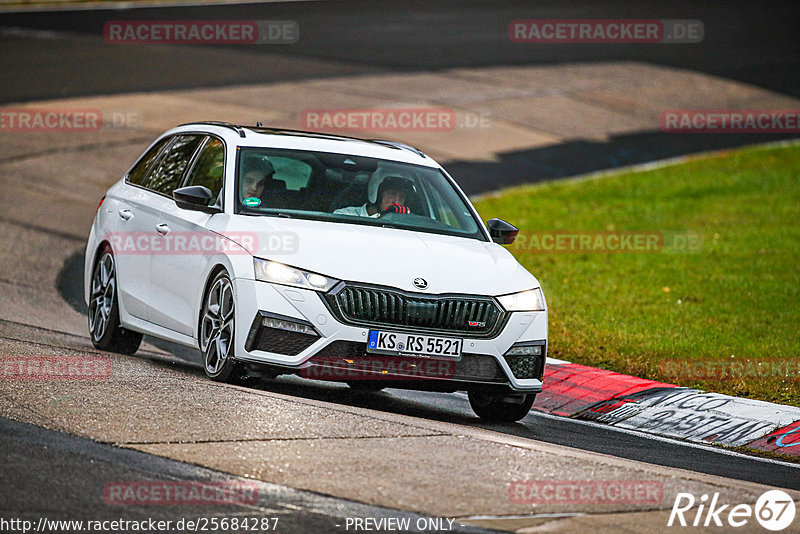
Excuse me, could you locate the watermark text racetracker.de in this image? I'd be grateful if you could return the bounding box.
[1,356,111,380]
[104,20,298,44]
[0,109,140,132]
[301,107,491,132]
[661,109,800,133]
[510,231,703,254]
[104,231,298,256]
[0,517,279,533]
[660,358,800,381]
[509,19,703,43]
[301,355,461,381]
[104,481,259,506]
[509,480,664,505]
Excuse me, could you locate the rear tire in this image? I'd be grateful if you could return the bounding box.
[468,390,535,422]
[88,246,142,355]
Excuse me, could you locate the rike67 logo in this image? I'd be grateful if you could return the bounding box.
[669,490,796,531]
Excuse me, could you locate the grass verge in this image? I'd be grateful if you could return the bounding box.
[473,142,800,407]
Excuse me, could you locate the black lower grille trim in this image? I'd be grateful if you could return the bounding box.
[245,312,320,356]
[307,341,507,382]
[503,353,545,380]
[245,311,320,356]
[250,327,318,356]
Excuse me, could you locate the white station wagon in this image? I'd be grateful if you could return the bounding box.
[85,122,547,421]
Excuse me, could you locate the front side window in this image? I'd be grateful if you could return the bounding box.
[183,137,225,206]
[236,147,484,241]
[144,134,204,195]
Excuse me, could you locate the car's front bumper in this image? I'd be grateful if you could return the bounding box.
[231,278,547,392]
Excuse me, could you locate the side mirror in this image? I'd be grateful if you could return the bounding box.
[173,186,220,214]
[486,218,519,245]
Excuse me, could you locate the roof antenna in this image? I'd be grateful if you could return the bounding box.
[256,121,263,127]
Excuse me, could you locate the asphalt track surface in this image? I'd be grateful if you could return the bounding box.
[2,0,800,530]
[1,0,799,100]
[2,0,800,192]
[3,416,501,533]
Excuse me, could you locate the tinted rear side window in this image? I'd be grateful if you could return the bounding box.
[127,137,170,186]
[144,134,204,195]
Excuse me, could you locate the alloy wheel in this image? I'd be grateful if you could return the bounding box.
[201,275,235,376]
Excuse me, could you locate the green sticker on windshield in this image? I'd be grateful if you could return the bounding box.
[243,197,261,207]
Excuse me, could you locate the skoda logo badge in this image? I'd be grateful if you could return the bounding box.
[413,277,428,290]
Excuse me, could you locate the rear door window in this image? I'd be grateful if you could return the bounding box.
[143,134,204,196]
[127,137,170,186]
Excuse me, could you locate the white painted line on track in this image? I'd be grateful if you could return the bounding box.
[0,26,64,39]
[460,512,585,520]
[0,0,315,14]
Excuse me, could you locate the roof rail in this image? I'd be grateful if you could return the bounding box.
[246,125,372,143]
[176,122,428,157]
[244,126,428,157]
[369,139,428,158]
[182,122,367,143]
[177,121,246,138]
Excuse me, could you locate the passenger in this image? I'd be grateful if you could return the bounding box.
[241,160,275,201]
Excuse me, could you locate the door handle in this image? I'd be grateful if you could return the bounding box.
[118,209,133,221]
[156,223,170,236]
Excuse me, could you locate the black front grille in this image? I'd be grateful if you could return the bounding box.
[309,341,507,382]
[503,353,545,380]
[323,284,505,337]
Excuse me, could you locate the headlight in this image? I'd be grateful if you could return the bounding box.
[497,288,546,312]
[254,258,339,292]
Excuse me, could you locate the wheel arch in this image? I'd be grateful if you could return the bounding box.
[93,239,112,263]
[85,239,113,306]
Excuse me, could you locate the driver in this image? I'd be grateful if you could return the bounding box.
[334,174,415,217]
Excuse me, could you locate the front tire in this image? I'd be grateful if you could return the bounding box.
[88,246,142,355]
[468,390,535,422]
[200,271,244,383]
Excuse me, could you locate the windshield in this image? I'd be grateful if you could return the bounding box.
[235,147,485,241]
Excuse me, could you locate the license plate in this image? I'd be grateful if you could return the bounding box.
[367,330,463,358]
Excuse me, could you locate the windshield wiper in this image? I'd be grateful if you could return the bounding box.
[239,208,292,218]
[239,208,262,216]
